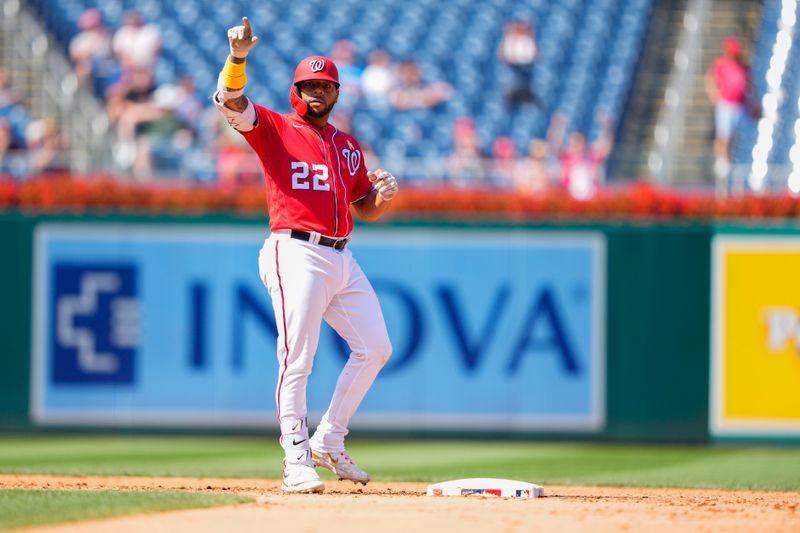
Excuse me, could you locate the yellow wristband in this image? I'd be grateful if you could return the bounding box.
[221,57,247,90]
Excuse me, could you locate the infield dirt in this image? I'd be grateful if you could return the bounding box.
[1,474,798,532]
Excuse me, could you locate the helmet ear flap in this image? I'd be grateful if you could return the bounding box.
[290,85,308,115]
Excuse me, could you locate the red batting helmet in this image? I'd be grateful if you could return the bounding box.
[290,56,340,116]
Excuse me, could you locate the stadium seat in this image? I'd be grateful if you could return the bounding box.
[28,0,655,180]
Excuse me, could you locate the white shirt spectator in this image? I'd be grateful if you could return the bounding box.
[69,9,112,66]
[498,21,537,66]
[113,12,162,69]
[362,49,395,106]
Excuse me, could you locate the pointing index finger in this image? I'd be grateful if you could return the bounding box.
[242,16,252,37]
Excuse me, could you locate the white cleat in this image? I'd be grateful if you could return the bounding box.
[312,450,370,485]
[281,460,325,493]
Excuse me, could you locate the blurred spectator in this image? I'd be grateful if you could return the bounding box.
[26,117,69,174]
[389,60,453,111]
[0,68,29,148]
[106,67,169,175]
[329,39,363,112]
[172,75,204,133]
[112,11,162,72]
[498,20,538,108]
[447,117,486,186]
[513,138,556,194]
[0,117,26,177]
[138,82,203,176]
[0,67,21,110]
[106,67,158,135]
[212,120,261,191]
[552,112,614,200]
[69,9,116,94]
[361,49,395,108]
[0,118,13,154]
[0,70,30,177]
[489,136,517,186]
[706,36,756,180]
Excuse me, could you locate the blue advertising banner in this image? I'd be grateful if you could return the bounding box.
[32,224,605,431]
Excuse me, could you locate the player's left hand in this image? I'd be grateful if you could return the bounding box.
[368,169,399,201]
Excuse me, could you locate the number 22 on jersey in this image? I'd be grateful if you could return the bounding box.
[291,161,330,191]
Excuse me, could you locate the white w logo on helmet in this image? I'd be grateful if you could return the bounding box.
[309,59,325,72]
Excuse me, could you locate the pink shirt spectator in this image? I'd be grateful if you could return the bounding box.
[560,140,607,200]
[711,57,749,104]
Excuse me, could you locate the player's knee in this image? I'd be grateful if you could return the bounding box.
[283,353,315,376]
[349,337,391,365]
[371,338,392,366]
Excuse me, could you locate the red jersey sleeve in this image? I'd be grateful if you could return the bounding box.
[351,141,375,203]
[238,102,284,155]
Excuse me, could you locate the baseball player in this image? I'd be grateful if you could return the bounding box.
[214,18,398,493]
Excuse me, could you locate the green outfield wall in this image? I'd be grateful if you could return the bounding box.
[1,214,36,430]
[2,213,798,442]
[604,224,712,441]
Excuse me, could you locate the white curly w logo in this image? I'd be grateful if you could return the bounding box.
[342,147,362,176]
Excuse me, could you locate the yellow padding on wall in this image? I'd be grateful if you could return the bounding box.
[222,58,246,90]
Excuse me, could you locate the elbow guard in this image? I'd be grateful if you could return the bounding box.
[213,91,256,132]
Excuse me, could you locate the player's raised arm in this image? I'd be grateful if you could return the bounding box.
[213,16,259,130]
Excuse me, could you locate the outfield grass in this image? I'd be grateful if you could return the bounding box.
[0,436,799,491]
[0,489,250,530]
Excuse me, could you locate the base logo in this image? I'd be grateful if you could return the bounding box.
[51,264,138,384]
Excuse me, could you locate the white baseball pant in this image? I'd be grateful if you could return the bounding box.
[258,230,392,458]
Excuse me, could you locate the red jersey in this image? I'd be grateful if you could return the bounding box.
[711,57,749,104]
[240,103,374,237]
